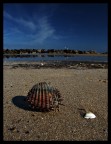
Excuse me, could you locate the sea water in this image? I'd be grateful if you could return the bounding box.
[3,54,107,62]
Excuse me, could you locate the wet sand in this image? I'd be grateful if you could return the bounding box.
[3,61,108,141]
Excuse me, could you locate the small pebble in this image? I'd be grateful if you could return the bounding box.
[102,80,106,83]
[17,119,21,123]
[31,114,35,116]
[16,130,19,133]
[25,131,29,134]
[41,63,44,66]
[37,135,40,138]
[8,127,16,131]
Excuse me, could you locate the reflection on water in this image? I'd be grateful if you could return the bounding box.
[3,54,107,62]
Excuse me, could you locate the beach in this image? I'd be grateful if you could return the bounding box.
[3,61,108,141]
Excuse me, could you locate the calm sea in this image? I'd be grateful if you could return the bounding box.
[3,54,107,62]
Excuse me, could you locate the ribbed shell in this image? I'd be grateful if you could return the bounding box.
[25,82,63,111]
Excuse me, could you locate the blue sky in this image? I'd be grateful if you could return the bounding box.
[3,3,108,52]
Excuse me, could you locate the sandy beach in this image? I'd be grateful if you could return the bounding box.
[3,61,108,141]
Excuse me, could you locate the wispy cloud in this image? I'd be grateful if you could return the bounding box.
[4,27,24,39]
[18,18,36,31]
[4,11,13,19]
[4,11,36,31]
[32,16,55,43]
[4,11,64,45]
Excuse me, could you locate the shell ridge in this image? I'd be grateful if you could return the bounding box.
[34,88,38,109]
[25,82,63,112]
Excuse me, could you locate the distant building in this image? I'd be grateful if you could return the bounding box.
[38,49,42,53]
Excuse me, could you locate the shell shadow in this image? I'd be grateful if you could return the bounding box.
[11,95,42,112]
[78,108,86,118]
[12,96,51,112]
[12,96,32,111]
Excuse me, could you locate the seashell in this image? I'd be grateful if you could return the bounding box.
[25,82,63,112]
[84,112,96,119]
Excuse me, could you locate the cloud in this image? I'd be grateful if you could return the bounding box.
[4,27,24,38]
[4,11,64,45]
[32,16,55,43]
[4,11,36,31]
[4,11,13,19]
[18,18,36,31]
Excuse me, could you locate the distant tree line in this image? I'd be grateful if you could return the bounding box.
[3,48,101,55]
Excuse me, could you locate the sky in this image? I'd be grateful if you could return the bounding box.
[3,3,108,52]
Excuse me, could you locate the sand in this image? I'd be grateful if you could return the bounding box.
[3,62,108,141]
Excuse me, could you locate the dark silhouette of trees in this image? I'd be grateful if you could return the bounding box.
[41,49,46,53]
[3,48,100,55]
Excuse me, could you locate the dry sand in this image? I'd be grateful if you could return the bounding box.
[3,62,108,141]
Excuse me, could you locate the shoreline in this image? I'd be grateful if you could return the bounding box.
[3,60,108,69]
[3,53,108,56]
